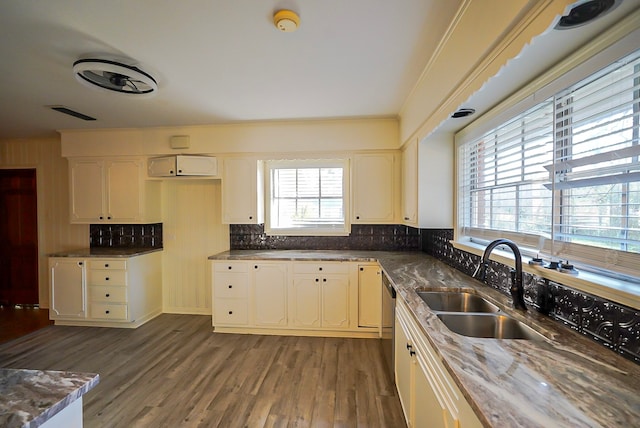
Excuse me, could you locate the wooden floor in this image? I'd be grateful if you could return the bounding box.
[0,306,53,345]
[0,314,406,427]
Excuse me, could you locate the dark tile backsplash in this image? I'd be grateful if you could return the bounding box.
[90,223,163,249]
[230,224,421,251]
[421,228,640,364]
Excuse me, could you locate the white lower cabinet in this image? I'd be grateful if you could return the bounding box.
[292,262,350,329]
[212,260,374,336]
[358,264,382,327]
[50,258,87,320]
[49,253,162,328]
[252,262,288,327]
[395,298,482,428]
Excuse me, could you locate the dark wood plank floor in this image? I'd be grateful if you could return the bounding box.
[0,314,406,427]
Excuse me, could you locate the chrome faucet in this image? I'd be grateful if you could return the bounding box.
[473,239,528,310]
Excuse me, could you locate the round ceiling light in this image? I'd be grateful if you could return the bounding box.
[274,10,300,32]
[72,58,158,96]
[555,0,621,30]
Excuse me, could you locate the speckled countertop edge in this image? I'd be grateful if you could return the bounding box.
[210,250,640,428]
[49,247,163,258]
[0,369,99,428]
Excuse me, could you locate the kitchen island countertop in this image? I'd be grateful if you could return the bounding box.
[210,249,640,427]
[0,368,99,428]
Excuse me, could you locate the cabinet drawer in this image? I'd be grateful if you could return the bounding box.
[89,270,127,286]
[89,286,127,303]
[214,262,248,273]
[214,299,248,325]
[214,274,249,298]
[293,262,350,275]
[90,303,128,320]
[88,260,127,270]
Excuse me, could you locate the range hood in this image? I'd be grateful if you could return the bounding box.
[148,155,217,177]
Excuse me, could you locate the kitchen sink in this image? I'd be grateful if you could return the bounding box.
[417,291,500,313]
[436,313,544,340]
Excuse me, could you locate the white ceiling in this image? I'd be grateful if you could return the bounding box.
[0,0,637,140]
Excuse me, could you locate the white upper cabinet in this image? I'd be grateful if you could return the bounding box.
[69,158,160,224]
[351,153,397,224]
[221,157,264,224]
[147,155,218,177]
[401,139,418,226]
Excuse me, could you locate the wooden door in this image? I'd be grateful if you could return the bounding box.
[0,169,39,305]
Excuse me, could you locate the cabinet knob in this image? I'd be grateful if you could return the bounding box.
[409,350,416,357]
[404,217,410,221]
[107,216,112,220]
[359,267,363,271]
[249,216,253,220]
[105,277,109,281]
[99,216,104,220]
[105,264,109,268]
[318,267,323,271]
[228,311,233,315]
[323,278,327,282]
[356,216,360,219]
[170,170,174,174]
[78,262,83,266]
[178,169,183,173]
[254,265,258,269]
[315,278,319,282]
[228,266,232,270]
[105,310,110,314]
[106,293,110,297]
[228,285,232,289]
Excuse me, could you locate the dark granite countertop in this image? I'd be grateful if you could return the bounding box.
[0,368,99,428]
[49,247,163,258]
[209,250,640,427]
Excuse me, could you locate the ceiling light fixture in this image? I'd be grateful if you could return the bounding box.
[273,10,300,32]
[451,108,476,118]
[72,58,158,96]
[555,0,621,30]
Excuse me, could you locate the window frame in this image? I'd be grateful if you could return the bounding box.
[454,31,640,304]
[264,159,351,236]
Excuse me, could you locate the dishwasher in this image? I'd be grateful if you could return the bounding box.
[381,273,396,380]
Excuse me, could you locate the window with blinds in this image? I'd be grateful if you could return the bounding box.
[265,159,349,235]
[458,49,640,278]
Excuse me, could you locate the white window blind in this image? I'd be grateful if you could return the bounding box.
[459,49,640,277]
[266,160,348,235]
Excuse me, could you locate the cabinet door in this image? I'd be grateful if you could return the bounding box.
[222,158,263,224]
[394,315,413,423]
[252,263,288,326]
[105,159,143,222]
[50,258,86,319]
[69,159,104,223]
[352,153,395,223]
[358,265,381,327]
[414,357,448,428]
[402,138,418,226]
[292,275,321,327]
[321,275,350,329]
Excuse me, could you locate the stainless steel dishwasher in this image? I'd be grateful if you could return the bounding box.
[381,273,396,380]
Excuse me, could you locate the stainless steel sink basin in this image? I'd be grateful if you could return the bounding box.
[417,291,499,313]
[436,313,544,340]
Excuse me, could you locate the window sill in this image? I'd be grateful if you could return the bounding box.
[450,239,640,310]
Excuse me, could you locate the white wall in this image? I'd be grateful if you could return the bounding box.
[0,137,88,307]
[419,134,454,228]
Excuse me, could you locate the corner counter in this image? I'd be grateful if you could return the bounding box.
[210,250,640,427]
[0,368,99,428]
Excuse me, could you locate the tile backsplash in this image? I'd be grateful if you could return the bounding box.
[421,228,640,364]
[230,224,421,251]
[90,223,163,249]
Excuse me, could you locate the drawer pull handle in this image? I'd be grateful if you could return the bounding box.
[106,293,110,297]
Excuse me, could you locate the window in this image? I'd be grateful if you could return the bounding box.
[265,159,349,236]
[458,49,640,278]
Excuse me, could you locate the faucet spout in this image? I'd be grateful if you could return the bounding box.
[476,239,527,311]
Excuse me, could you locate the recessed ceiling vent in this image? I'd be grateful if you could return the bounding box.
[73,58,158,96]
[451,108,476,119]
[49,105,96,121]
[555,0,621,30]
